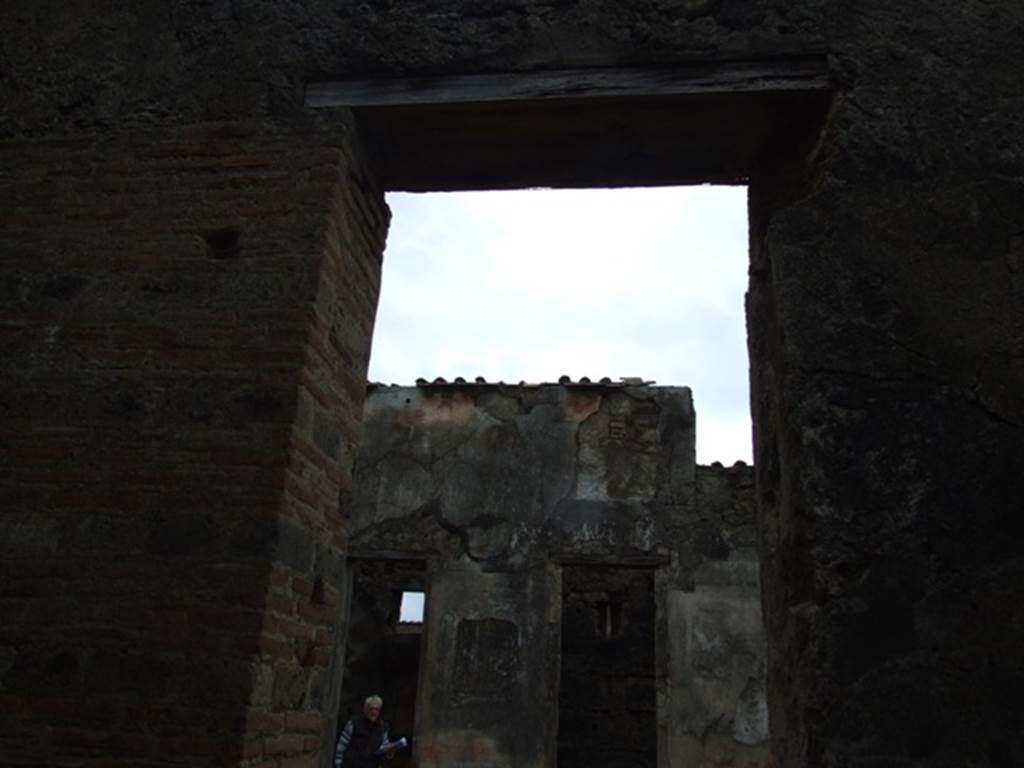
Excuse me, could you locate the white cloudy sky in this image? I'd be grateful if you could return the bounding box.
[367,186,753,465]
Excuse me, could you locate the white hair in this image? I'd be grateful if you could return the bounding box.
[364,695,383,709]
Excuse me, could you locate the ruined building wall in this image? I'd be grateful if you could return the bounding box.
[1,2,1022,767]
[0,118,389,764]
[345,383,768,768]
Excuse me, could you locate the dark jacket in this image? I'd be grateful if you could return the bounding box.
[334,715,388,768]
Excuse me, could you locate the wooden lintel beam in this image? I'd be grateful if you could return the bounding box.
[305,58,829,108]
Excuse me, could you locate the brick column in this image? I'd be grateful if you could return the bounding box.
[0,117,388,766]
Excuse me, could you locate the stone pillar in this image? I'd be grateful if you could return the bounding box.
[0,117,388,766]
[747,3,1024,764]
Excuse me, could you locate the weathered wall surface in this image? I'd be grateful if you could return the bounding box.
[0,2,824,138]
[2,2,1022,767]
[347,383,768,768]
[0,117,388,765]
[349,383,693,768]
[668,464,769,768]
[747,4,1024,766]
[348,383,696,563]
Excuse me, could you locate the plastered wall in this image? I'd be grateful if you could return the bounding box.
[345,382,768,768]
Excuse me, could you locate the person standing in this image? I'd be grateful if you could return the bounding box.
[334,695,389,768]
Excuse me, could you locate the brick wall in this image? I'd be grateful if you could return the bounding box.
[0,117,388,766]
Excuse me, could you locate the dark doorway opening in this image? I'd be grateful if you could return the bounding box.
[340,560,426,767]
[557,566,656,768]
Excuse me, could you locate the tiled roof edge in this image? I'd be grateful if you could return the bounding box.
[367,376,657,389]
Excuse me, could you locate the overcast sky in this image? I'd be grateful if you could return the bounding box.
[367,186,752,465]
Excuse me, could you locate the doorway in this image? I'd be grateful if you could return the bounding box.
[340,559,427,767]
[557,566,657,768]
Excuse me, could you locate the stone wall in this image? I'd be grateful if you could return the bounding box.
[746,4,1024,763]
[344,382,768,768]
[0,2,825,138]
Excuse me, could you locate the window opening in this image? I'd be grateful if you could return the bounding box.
[398,590,425,625]
[595,596,624,640]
